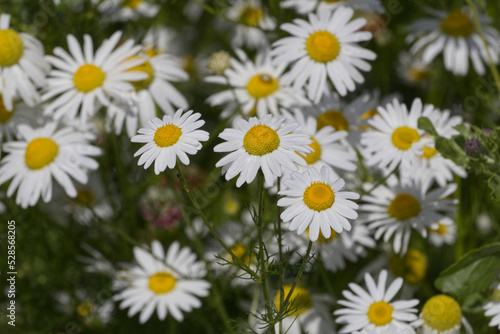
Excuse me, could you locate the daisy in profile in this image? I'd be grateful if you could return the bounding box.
[361,98,431,174]
[271,8,376,102]
[427,217,456,247]
[43,32,147,123]
[131,109,209,175]
[397,51,432,85]
[107,45,189,137]
[113,241,211,323]
[360,175,457,255]
[334,270,419,333]
[0,14,50,110]
[408,8,500,76]
[0,122,101,208]
[214,115,312,187]
[206,49,308,118]
[484,284,500,331]
[413,294,472,334]
[278,166,360,241]
[413,106,466,188]
[95,0,159,21]
[226,0,276,50]
[283,108,356,178]
[280,0,384,15]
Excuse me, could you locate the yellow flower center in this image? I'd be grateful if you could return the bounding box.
[408,68,430,82]
[367,301,394,326]
[224,199,240,215]
[228,243,251,266]
[429,223,448,235]
[73,64,106,93]
[76,301,94,317]
[243,124,280,156]
[246,73,279,99]
[0,29,24,67]
[154,124,182,147]
[239,6,263,27]
[440,11,474,37]
[307,227,338,243]
[317,110,350,132]
[274,285,312,317]
[298,137,322,164]
[306,31,340,63]
[421,146,437,159]
[303,182,335,211]
[25,138,59,170]
[123,0,142,8]
[390,248,427,285]
[422,295,462,331]
[0,95,14,123]
[391,126,420,150]
[128,57,155,91]
[387,193,421,221]
[359,109,379,121]
[148,272,177,294]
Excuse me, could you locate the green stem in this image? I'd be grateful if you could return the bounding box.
[466,0,500,100]
[189,0,217,15]
[175,164,259,280]
[275,178,285,334]
[256,172,274,332]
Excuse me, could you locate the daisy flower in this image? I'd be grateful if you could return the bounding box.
[283,108,357,178]
[113,240,211,323]
[278,165,360,242]
[484,284,500,331]
[213,114,312,187]
[427,217,457,247]
[360,98,431,174]
[280,0,385,15]
[206,49,308,118]
[397,51,432,85]
[107,46,189,137]
[334,270,419,333]
[95,0,159,21]
[389,248,427,285]
[360,175,457,255]
[271,8,376,102]
[413,294,472,334]
[408,8,500,76]
[226,0,276,50]
[284,221,375,272]
[0,96,42,147]
[413,106,466,188]
[0,122,101,208]
[131,109,209,175]
[0,14,50,110]
[43,31,147,123]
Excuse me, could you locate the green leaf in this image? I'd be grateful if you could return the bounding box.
[418,117,438,136]
[435,242,500,298]
[435,137,469,167]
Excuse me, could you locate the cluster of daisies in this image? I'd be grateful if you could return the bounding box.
[3,0,500,333]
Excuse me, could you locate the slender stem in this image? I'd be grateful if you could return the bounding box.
[256,172,275,333]
[175,164,259,279]
[275,178,285,334]
[466,0,500,100]
[361,164,399,196]
[189,0,217,15]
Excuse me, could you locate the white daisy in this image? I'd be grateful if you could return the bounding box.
[271,8,376,102]
[427,217,457,247]
[131,109,209,175]
[113,240,211,323]
[397,51,432,85]
[278,165,360,241]
[484,284,500,331]
[95,0,159,21]
[107,48,189,137]
[334,270,419,333]
[226,0,276,50]
[0,97,43,147]
[206,48,308,119]
[408,8,500,76]
[360,98,431,174]
[214,114,312,187]
[284,221,375,272]
[360,175,457,255]
[413,294,472,334]
[283,108,356,178]
[281,0,385,15]
[412,106,466,188]
[43,31,147,123]
[0,14,50,110]
[0,122,101,208]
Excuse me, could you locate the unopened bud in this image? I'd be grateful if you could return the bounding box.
[208,50,231,75]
